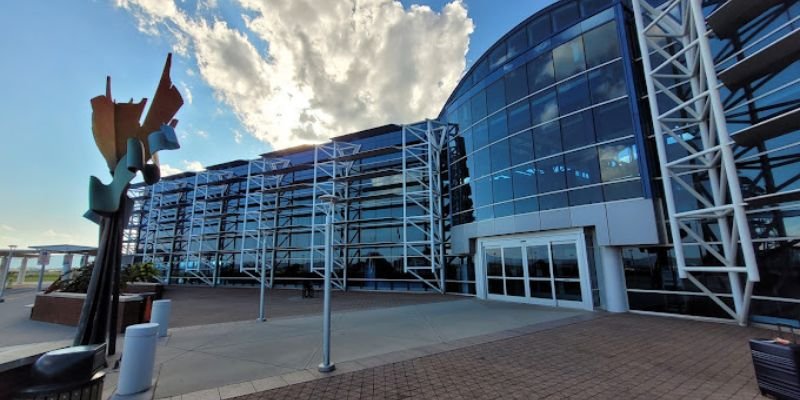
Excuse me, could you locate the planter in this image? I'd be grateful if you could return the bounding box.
[122,282,164,299]
[30,292,144,332]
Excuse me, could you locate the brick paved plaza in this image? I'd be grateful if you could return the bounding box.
[236,313,768,400]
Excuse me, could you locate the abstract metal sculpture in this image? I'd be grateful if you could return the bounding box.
[76,54,183,354]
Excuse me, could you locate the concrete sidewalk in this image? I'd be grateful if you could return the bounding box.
[143,299,589,399]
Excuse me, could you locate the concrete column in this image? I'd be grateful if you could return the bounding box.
[600,246,629,313]
[61,254,73,278]
[16,257,29,284]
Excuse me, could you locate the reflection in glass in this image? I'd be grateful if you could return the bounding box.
[490,140,511,172]
[551,1,580,32]
[486,248,503,276]
[510,132,534,166]
[492,172,514,203]
[471,90,487,122]
[489,42,508,70]
[473,120,489,149]
[552,243,580,278]
[473,148,491,178]
[506,279,526,296]
[557,75,591,115]
[505,67,529,104]
[537,155,567,193]
[473,176,492,207]
[530,89,559,125]
[488,111,508,143]
[583,21,620,67]
[598,139,639,182]
[527,53,555,93]
[507,28,529,60]
[504,247,524,277]
[512,164,537,198]
[527,15,551,47]
[530,280,553,299]
[588,61,626,104]
[533,121,562,158]
[553,37,586,81]
[507,101,531,134]
[487,79,506,114]
[593,100,633,141]
[488,278,504,295]
[561,110,595,150]
[565,147,600,188]
[527,245,550,277]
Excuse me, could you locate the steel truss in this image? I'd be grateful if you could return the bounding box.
[310,141,361,290]
[140,180,189,282]
[186,169,232,286]
[123,186,147,257]
[238,157,290,287]
[632,0,760,324]
[401,120,455,293]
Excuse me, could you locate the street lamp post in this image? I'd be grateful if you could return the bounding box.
[0,245,17,303]
[318,194,339,373]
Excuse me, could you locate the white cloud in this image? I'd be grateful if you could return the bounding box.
[158,160,204,177]
[116,0,473,150]
[194,129,208,138]
[159,163,184,176]
[180,81,193,104]
[233,129,243,144]
[183,160,204,171]
[0,224,15,232]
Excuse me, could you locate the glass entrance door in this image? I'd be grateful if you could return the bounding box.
[481,232,591,309]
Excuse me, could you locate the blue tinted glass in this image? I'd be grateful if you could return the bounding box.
[458,103,472,128]
[490,42,508,70]
[561,110,595,150]
[565,147,601,188]
[462,128,474,155]
[505,67,528,104]
[588,61,626,104]
[492,171,514,202]
[473,120,489,149]
[537,155,567,192]
[603,179,643,201]
[471,91,487,122]
[515,197,539,213]
[557,75,590,115]
[581,0,614,16]
[476,206,494,221]
[527,15,552,46]
[512,163,538,198]
[474,59,489,81]
[533,121,562,158]
[509,130,534,166]
[507,28,529,60]
[474,148,491,178]
[552,1,580,32]
[553,37,586,81]
[583,21,620,67]
[568,186,603,206]
[507,101,531,133]
[598,139,640,182]
[488,111,508,143]
[539,192,568,210]
[486,79,506,114]
[490,139,511,172]
[527,53,555,93]
[494,202,515,218]
[474,177,493,207]
[593,99,634,141]
[530,89,559,125]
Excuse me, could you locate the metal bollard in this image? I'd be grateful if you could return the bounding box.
[150,299,172,337]
[117,323,158,396]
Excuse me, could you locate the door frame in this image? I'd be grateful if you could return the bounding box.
[475,229,593,311]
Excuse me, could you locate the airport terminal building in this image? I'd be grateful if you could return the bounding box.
[126,0,800,324]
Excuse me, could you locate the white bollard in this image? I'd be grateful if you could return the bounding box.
[150,299,172,337]
[117,323,159,395]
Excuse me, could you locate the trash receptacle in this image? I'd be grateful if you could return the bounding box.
[14,344,106,400]
[750,316,800,400]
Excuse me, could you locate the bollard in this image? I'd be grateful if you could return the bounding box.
[150,299,172,337]
[117,323,158,396]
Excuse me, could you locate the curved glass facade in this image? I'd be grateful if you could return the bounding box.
[441,0,649,226]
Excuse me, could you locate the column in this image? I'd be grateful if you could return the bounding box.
[16,257,29,284]
[600,246,629,313]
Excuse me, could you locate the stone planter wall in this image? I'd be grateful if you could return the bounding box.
[122,282,164,299]
[30,292,144,331]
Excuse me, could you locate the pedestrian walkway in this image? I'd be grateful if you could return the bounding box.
[143,299,588,399]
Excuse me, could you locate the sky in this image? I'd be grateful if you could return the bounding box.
[0,0,553,252]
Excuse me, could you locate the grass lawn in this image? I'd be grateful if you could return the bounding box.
[5,270,61,285]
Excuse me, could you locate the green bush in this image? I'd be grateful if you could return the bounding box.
[45,262,160,294]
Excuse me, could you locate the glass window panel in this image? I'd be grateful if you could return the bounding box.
[588,60,626,104]
[507,28,529,60]
[462,127,474,155]
[583,21,620,67]
[515,197,539,214]
[553,36,586,81]
[555,281,583,301]
[603,179,643,201]
[557,75,590,115]
[492,171,514,203]
[530,89,559,125]
[458,103,472,128]
[488,278,504,294]
[527,53,555,93]
[537,155,567,193]
[512,163,538,198]
[505,67,529,104]
[505,279,526,296]
[473,120,489,149]
[473,176,492,207]
[504,247,524,277]
[474,59,489,81]
[561,110,595,150]
[509,131,534,166]
[507,101,531,134]
[539,192,568,210]
[552,1,580,32]
[568,185,604,206]
[527,245,550,279]
[530,280,553,299]
[486,79,506,114]
[473,148,491,178]
[494,201,515,218]
[488,111,508,143]
[489,42,508,70]
[486,248,502,276]
[471,90,487,122]
[490,139,511,172]
[565,147,601,188]
[598,139,640,182]
[527,15,551,46]
[552,243,580,278]
[476,205,493,221]
[533,121,562,158]
[593,99,634,141]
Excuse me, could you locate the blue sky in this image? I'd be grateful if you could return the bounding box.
[0,0,552,250]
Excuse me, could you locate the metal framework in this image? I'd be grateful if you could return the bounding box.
[401,120,455,293]
[238,157,290,286]
[139,180,190,282]
[309,141,361,290]
[631,0,760,324]
[185,169,232,286]
[122,186,147,257]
